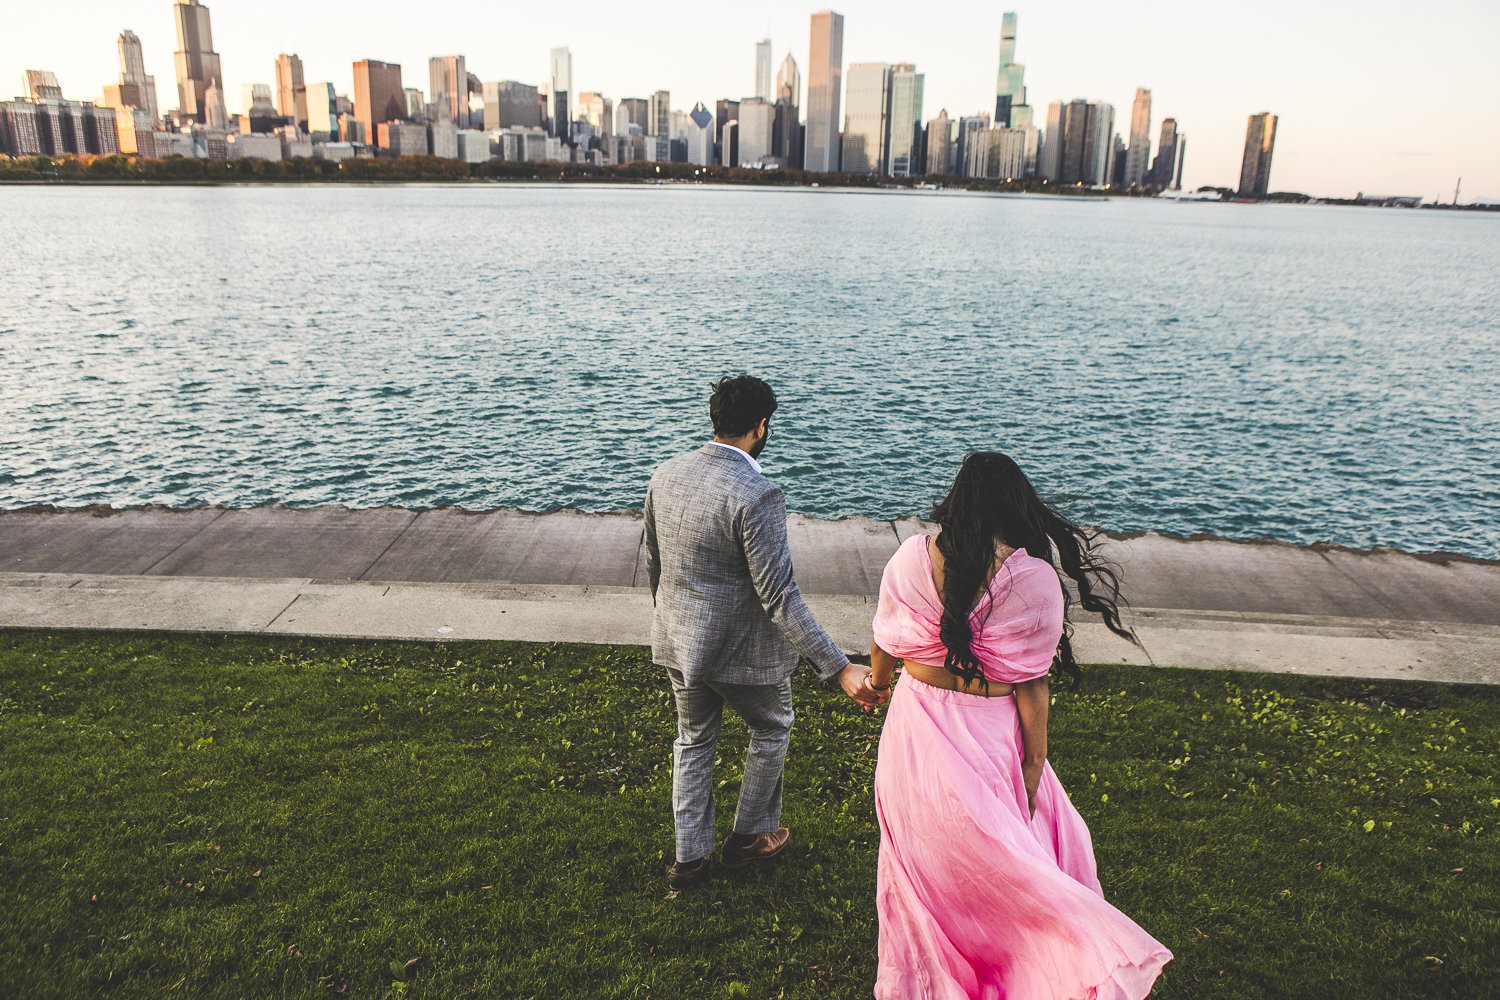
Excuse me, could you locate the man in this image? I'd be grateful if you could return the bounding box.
[644,375,877,890]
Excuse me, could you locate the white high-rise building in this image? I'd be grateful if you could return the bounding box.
[737,98,774,166]
[886,63,923,177]
[841,62,889,175]
[1124,87,1151,187]
[1086,102,1116,186]
[687,103,714,166]
[755,39,774,104]
[805,10,844,172]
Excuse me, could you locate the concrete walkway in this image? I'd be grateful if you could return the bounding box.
[2,505,1497,686]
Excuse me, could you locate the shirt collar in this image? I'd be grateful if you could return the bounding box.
[709,441,763,474]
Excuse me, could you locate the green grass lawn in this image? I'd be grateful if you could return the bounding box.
[1,630,1496,999]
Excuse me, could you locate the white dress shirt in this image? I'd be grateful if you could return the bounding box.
[709,441,763,474]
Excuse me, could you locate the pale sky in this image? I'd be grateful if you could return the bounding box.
[5,0,1498,199]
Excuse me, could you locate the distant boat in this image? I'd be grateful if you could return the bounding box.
[1156,189,1223,202]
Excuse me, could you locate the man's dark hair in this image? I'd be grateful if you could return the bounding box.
[709,376,777,438]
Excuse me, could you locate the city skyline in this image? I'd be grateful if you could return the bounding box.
[2,0,1497,198]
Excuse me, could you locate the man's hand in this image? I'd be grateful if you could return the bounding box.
[838,663,880,711]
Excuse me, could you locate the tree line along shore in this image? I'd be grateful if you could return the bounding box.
[0,153,1103,192]
[5,153,1492,207]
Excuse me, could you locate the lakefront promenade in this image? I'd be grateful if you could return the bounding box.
[2,504,1496,685]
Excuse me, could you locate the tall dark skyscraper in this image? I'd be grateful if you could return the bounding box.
[1239,112,1278,198]
[1148,118,1184,190]
[353,59,404,148]
[773,53,802,168]
[429,55,467,126]
[172,0,223,122]
[1058,98,1089,185]
[619,97,649,131]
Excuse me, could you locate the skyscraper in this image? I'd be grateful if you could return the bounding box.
[737,98,774,166]
[841,62,889,175]
[1239,112,1277,198]
[805,10,844,173]
[687,103,714,166]
[484,81,542,131]
[1039,101,1063,180]
[773,53,802,168]
[353,59,404,148]
[275,53,304,125]
[1085,102,1115,186]
[649,90,671,138]
[1045,99,1114,186]
[1148,118,1182,190]
[620,97,649,132]
[304,82,337,138]
[994,12,1025,127]
[429,55,467,126]
[549,48,572,138]
[1124,87,1151,188]
[755,39,774,104]
[885,63,924,177]
[115,31,158,119]
[714,98,739,165]
[923,109,953,175]
[25,70,63,102]
[579,92,613,137]
[172,0,223,122]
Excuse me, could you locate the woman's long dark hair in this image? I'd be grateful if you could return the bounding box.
[931,451,1135,690]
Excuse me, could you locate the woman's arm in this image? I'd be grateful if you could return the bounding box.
[868,641,899,701]
[1013,675,1050,815]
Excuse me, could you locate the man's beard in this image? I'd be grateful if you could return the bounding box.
[748,431,768,459]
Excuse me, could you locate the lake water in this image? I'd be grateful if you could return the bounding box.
[2,184,1497,558]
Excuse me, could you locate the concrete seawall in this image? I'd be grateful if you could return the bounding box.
[2,504,1497,686]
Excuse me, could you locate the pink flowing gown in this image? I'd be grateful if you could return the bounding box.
[870,534,1172,999]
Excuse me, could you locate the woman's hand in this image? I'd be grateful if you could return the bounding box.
[1022,758,1045,817]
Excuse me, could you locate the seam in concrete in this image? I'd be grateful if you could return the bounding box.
[356,511,421,582]
[264,592,306,631]
[136,507,230,576]
[1132,632,1159,667]
[1312,548,1406,619]
[630,528,647,589]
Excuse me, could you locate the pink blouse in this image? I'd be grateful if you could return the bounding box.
[871,533,1064,685]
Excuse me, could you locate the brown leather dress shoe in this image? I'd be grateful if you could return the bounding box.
[721,827,791,869]
[667,856,711,890]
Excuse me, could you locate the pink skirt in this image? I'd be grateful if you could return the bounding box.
[874,676,1172,999]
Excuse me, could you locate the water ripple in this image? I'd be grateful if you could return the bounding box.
[1,186,1497,558]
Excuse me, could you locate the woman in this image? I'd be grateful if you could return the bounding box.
[865,451,1171,999]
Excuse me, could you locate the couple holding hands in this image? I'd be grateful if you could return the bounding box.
[644,376,1171,999]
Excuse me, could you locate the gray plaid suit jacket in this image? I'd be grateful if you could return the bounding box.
[644,444,848,686]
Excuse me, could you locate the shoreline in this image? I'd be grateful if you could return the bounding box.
[6,500,1495,568]
[2,173,1496,209]
[4,502,1498,683]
